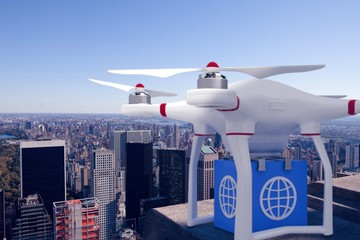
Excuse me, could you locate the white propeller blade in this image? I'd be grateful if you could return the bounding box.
[108,68,201,78]
[221,65,325,78]
[88,78,177,97]
[89,78,133,92]
[108,64,325,79]
[146,89,177,97]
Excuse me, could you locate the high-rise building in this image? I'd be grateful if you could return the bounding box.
[81,164,91,197]
[0,189,5,240]
[173,123,180,149]
[293,145,302,160]
[20,139,66,219]
[126,142,153,219]
[11,194,52,240]
[25,121,32,130]
[111,130,152,230]
[90,149,116,240]
[158,149,186,205]
[53,198,100,240]
[312,158,323,181]
[111,130,151,171]
[197,146,218,200]
[345,144,360,169]
[110,131,127,171]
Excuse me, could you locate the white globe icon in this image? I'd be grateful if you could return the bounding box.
[260,176,297,221]
[219,175,237,218]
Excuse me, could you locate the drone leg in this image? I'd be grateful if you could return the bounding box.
[311,135,333,236]
[227,134,253,240]
[187,134,204,227]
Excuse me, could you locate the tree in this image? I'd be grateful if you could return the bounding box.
[0,143,20,202]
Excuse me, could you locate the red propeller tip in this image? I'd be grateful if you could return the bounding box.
[136,83,145,88]
[206,61,219,68]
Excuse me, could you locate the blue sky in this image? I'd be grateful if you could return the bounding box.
[1,0,359,113]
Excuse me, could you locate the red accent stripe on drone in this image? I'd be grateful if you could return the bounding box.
[301,133,321,136]
[160,103,167,117]
[194,133,214,137]
[217,97,240,112]
[226,132,254,136]
[348,99,356,115]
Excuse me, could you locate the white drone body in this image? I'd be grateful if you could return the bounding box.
[90,62,358,240]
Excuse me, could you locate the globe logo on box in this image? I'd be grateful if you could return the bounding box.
[219,175,237,218]
[260,176,297,221]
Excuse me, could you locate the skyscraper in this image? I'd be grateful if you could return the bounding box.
[197,146,218,200]
[126,142,153,219]
[345,144,360,169]
[11,194,52,240]
[53,198,100,240]
[158,149,186,205]
[110,131,127,171]
[90,149,116,240]
[20,139,66,219]
[173,123,180,149]
[111,130,151,171]
[0,189,5,240]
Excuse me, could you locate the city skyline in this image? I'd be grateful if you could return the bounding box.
[1,113,360,239]
[1,1,360,113]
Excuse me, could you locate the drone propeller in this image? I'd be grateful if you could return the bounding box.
[88,78,177,97]
[108,62,325,79]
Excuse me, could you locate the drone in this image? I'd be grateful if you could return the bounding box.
[90,62,358,240]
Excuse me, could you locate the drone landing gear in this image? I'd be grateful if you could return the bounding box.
[227,134,253,240]
[224,133,333,240]
[252,134,333,240]
[187,134,214,227]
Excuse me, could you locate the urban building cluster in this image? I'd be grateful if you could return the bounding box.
[0,113,359,240]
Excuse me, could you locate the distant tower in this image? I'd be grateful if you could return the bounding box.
[25,121,32,130]
[111,130,151,171]
[11,194,52,240]
[330,153,337,178]
[90,149,116,240]
[110,130,151,196]
[293,145,302,160]
[20,139,66,219]
[81,163,91,197]
[197,146,218,200]
[126,142,153,219]
[110,131,127,171]
[312,158,323,181]
[53,198,100,240]
[345,144,359,169]
[0,189,5,240]
[158,149,186,205]
[173,123,180,149]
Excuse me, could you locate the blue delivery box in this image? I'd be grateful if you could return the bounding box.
[214,159,307,233]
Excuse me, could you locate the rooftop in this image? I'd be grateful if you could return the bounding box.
[143,175,360,240]
[201,145,217,154]
[143,201,360,240]
[332,174,360,192]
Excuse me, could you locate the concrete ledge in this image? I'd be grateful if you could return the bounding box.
[308,175,360,223]
[142,200,360,240]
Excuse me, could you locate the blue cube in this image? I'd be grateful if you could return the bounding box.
[214,159,307,233]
